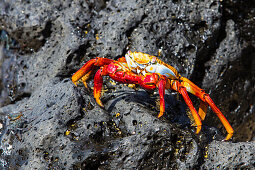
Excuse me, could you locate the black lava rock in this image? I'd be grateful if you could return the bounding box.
[0,0,254,169]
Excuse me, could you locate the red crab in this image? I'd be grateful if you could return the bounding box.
[72,51,234,140]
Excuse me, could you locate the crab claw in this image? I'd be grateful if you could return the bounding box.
[72,57,114,88]
[72,58,98,86]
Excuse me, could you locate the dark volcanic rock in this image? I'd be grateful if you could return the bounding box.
[0,78,81,168]
[0,0,254,169]
[202,141,255,169]
[202,19,242,88]
[0,0,91,52]
[0,78,199,169]
[202,2,255,142]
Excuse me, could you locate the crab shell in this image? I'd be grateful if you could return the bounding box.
[125,51,179,80]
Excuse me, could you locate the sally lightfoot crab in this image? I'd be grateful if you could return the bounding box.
[72,51,234,140]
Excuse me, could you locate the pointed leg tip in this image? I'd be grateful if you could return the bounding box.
[157,112,164,118]
[83,82,89,89]
[72,81,78,86]
[195,125,202,134]
[98,103,104,108]
[96,99,104,108]
[224,133,233,141]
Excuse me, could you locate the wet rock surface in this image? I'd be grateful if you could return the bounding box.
[0,0,254,169]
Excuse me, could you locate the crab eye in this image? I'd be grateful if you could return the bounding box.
[151,57,157,64]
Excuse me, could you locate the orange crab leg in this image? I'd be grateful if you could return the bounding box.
[79,70,94,88]
[93,63,141,107]
[72,58,97,85]
[94,67,105,107]
[180,77,234,140]
[72,57,114,85]
[203,94,233,140]
[179,77,208,120]
[157,76,166,118]
[171,81,202,134]
[198,101,208,121]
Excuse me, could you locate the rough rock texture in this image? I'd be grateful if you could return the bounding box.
[202,141,255,169]
[202,1,255,142]
[0,78,200,169]
[0,0,254,169]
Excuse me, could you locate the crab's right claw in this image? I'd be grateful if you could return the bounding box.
[72,58,98,86]
[72,57,114,87]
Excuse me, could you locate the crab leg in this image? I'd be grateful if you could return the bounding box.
[170,80,202,134]
[203,94,233,140]
[156,76,166,118]
[180,77,234,140]
[72,57,114,86]
[72,58,97,85]
[80,70,94,88]
[93,63,141,107]
[94,67,104,107]
[180,77,209,119]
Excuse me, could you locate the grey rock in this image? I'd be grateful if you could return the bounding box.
[0,0,91,52]
[203,19,242,88]
[0,78,200,169]
[0,78,82,169]
[202,141,255,169]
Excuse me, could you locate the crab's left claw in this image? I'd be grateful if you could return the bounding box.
[180,77,234,140]
[72,58,98,86]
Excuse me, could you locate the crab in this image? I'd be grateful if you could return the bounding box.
[72,51,234,140]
